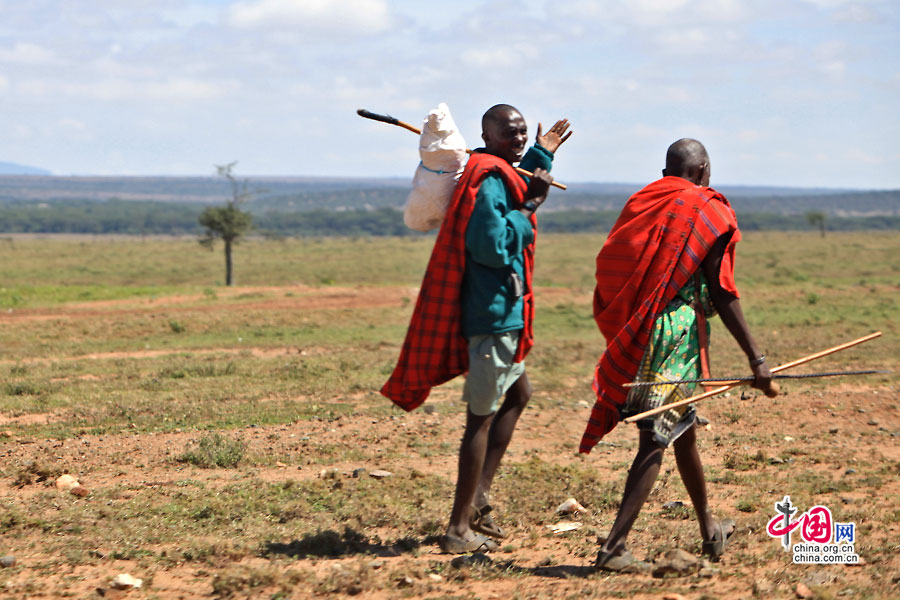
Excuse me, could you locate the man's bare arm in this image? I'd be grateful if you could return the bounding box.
[702,235,778,396]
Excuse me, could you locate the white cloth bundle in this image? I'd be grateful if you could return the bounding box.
[403,103,468,232]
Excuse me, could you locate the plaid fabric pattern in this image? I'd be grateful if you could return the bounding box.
[579,177,741,453]
[381,152,534,411]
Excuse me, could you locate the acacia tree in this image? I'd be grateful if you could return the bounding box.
[806,210,826,237]
[199,162,254,286]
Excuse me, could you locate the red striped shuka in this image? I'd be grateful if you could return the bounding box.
[579,176,741,454]
[381,152,537,411]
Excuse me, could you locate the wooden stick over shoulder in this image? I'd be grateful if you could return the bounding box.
[622,331,883,423]
[357,108,567,190]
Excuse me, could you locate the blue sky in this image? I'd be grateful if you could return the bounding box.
[0,0,897,188]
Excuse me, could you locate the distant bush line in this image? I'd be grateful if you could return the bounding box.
[0,199,897,236]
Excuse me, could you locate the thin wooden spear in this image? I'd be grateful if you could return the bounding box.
[623,331,883,423]
[623,369,888,388]
[357,108,567,190]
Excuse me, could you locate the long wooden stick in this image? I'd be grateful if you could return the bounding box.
[623,369,887,388]
[623,331,882,423]
[357,108,567,190]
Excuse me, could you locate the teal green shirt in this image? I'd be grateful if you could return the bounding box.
[461,144,554,338]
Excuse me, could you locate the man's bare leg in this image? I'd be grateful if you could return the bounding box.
[600,430,664,556]
[673,422,715,542]
[446,409,494,540]
[474,371,532,508]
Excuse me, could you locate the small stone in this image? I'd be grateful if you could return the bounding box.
[0,430,12,438]
[857,408,866,413]
[662,501,685,510]
[577,400,591,409]
[0,556,15,568]
[398,576,415,587]
[796,582,814,599]
[868,419,879,426]
[55,474,79,492]
[352,468,367,478]
[769,457,786,465]
[70,485,90,497]
[556,498,587,514]
[652,548,699,578]
[784,436,795,442]
[845,468,856,475]
[804,571,832,586]
[111,573,142,590]
[367,559,384,569]
[548,521,582,533]
[698,566,719,578]
[369,469,392,479]
[663,594,690,600]
[423,405,435,414]
[428,573,443,582]
[275,461,287,468]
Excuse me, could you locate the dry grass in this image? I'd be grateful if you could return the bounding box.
[0,232,897,599]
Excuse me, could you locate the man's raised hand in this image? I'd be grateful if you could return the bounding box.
[536,119,572,154]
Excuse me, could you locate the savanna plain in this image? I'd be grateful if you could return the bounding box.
[0,232,897,600]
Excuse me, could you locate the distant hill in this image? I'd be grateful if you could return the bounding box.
[0,175,896,217]
[0,162,52,176]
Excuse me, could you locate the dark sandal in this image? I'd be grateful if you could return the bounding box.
[595,549,651,574]
[702,518,736,560]
[471,504,507,539]
[439,533,499,554]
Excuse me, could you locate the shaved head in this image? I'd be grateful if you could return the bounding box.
[480,103,527,164]
[482,103,521,131]
[663,138,710,186]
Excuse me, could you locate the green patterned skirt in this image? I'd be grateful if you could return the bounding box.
[620,276,712,446]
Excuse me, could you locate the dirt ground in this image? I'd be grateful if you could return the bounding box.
[1,287,897,599]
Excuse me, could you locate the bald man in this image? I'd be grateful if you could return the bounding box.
[382,104,571,554]
[582,139,777,572]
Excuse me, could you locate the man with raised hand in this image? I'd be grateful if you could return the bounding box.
[381,104,571,554]
[582,139,777,572]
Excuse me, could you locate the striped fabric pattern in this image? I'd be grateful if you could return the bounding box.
[579,177,740,453]
[381,152,535,412]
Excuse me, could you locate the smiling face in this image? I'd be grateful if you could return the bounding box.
[482,108,527,164]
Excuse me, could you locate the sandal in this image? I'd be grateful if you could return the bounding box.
[439,533,499,554]
[595,549,651,574]
[471,504,507,539]
[702,518,736,560]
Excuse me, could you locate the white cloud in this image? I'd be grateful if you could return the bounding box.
[460,45,540,69]
[226,0,393,34]
[737,129,762,143]
[833,4,880,23]
[17,77,235,102]
[0,42,63,66]
[819,60,846,78]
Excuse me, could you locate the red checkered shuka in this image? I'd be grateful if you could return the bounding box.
[381,152,536,411]
[579,176,741,453]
